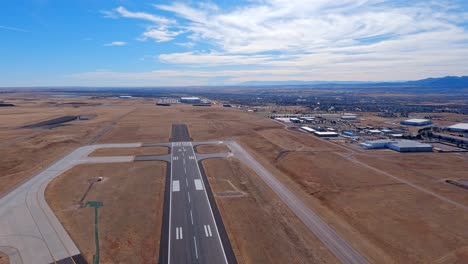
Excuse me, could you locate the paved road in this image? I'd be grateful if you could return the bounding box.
[226,141,369,264]
[0,143,139,264]
[168,141,228,264]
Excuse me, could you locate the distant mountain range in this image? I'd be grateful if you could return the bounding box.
[239,76,468,88]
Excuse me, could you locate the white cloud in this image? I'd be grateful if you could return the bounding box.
[104,41,127,46]
[97,1,468,84]
[0,25,29,32]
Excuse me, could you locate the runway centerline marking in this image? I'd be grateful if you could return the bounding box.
[187,192,191,203]
[190,210,194,225]
[193,236,199,259]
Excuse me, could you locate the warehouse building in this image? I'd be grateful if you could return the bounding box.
[447,123,468,133]
[180,97,201,103]
[314,131,339,137]
[400,118,432,126]
[387,141,433,152]
[360,139,433,152]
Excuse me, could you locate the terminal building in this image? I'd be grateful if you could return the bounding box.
[360,139,433,152]
[400,118,432,126]
[180,97,201,104]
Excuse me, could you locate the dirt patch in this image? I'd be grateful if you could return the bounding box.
[89,146,168,157]
[201,158,338,264]
[195,144,230,154]
[45,162,166,264]
[0,252,8,264]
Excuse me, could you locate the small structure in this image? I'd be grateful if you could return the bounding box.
[360,139,433,152]
[400,118,432,126]
[368,129,382,134]
[289,118,301,123]
[180,97,201,104]
[118,95,132,99]
[447,123,468,133]
[341,115,357,120]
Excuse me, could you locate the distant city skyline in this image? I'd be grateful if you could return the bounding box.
[1,0,468,87]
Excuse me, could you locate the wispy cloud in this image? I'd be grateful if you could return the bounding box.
[103,6,180,42]
[104,41,127,46]
[0,25,29,32]
[97,1,468,84]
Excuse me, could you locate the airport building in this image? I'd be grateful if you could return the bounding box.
[447,123,468,133]
[360,139,433,152]
[300,126,339,137]
[180,97,201,103]
[341,115,357,120]
[400,118,432,126]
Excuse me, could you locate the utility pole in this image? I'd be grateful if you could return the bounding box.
[85,201,103,264]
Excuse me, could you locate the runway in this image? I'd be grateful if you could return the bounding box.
[167,141,228,264]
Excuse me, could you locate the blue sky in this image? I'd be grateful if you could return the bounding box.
[1,0,468,86]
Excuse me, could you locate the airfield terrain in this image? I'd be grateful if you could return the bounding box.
[0,93,467,263]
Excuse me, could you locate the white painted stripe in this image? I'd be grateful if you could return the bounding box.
[204,225,209,237]
[180,227,183,239]
[207,225,212,237]
[190,210,194,224]
[194,236,199,259]
[188,192,191,203]
[185,178,188,186]
[176,227,179,240]
[172,181,180,192]
[194,179,203,190]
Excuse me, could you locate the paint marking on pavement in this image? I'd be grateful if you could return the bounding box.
[184,167,187,174]
[173,156,179,161]
[193,236,199,259]
[204,225,213,237]
[185,178,188,186]
[190,210,194,224]
[188,192,191,203]
[176,227,183,240]
[194,179,203,190]
[183,159,186,165]
[172,180,180,192]
[207,225,212,237]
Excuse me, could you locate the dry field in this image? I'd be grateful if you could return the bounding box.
[45,161,166,264]
[88,146,168,157]
[2,94,468,263]
[195,144,230,154]
[201,158,338,263]
[0,95,137,195]
[0,252,7,264]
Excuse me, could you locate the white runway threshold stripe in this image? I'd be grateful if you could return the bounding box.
[194,179,204,190]
[204,225,213,237]
[176,227,183,240]
[172,180,180,192]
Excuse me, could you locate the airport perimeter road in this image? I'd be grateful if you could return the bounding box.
[0,143,139,264]
[226,141,369,264]
[167,141,228,264]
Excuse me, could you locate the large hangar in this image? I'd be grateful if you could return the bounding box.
[360,139,433,152]
[447,123,468,133]
[400,118,433,126]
